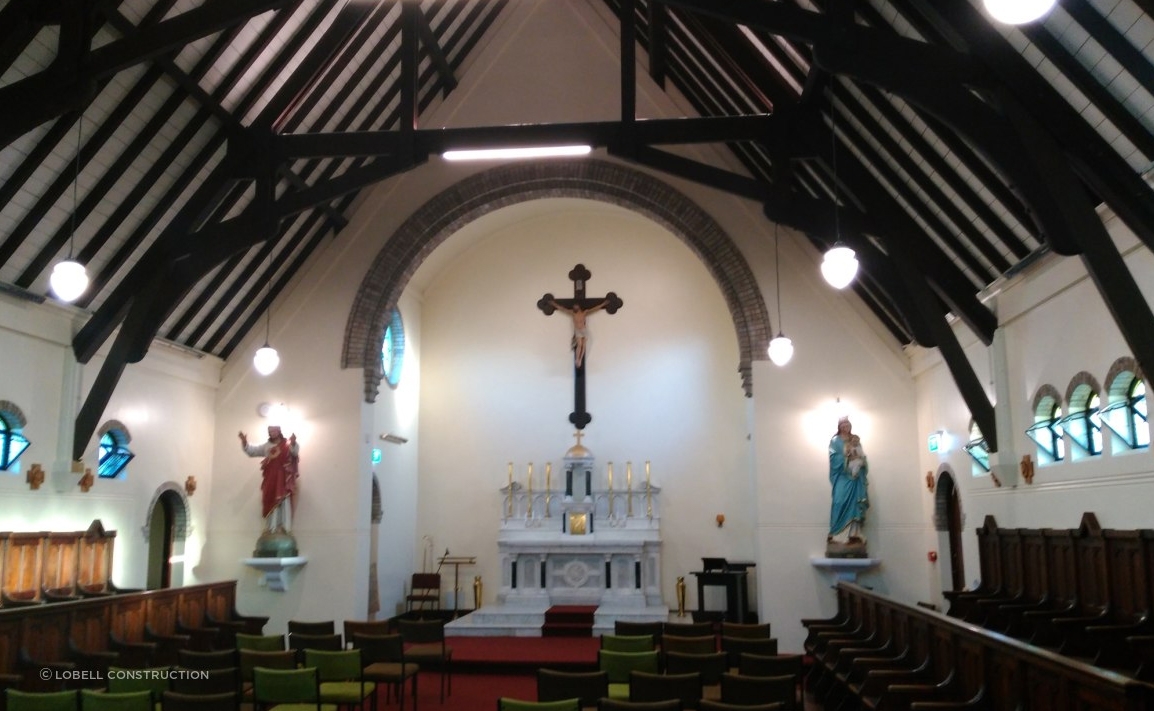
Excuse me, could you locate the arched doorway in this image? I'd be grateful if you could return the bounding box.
[144,485,191,589]
[934,469,966,591]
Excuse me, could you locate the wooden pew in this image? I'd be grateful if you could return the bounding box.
[806,582,1154,710]
[943,516,1003,620]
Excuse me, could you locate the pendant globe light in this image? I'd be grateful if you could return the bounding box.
[50,117,89,303]
[767,222,793,367]
[983,0,1055,25]
[821,80,859,290]
[252,254,279,376]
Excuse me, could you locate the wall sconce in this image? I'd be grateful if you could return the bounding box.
[715,513,725,528]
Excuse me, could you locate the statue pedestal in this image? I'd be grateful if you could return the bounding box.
[243,556,308,591]
[810,556,881,585]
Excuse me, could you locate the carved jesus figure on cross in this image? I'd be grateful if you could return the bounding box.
[549,298,609,367]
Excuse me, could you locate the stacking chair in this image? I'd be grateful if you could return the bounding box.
[396,619,452,701]
[614,622,664,647]
[404,574,441,612]
[289,634,343,663]
[629,671,702,710]
[288,622,336,636]
[170,667,240,696]
[536,669,609,709]
[601,635,656,653]
[664,652,727,698]
[235,634,285,652]
[663,622,714,638]
[598,650,660,700]
[719,623,771,639]
[498,699,579,711]
[661,636,716,656]
[351,634,417,711]
[597,699,681,711]
[697,701,782,711]
[79,690,152,711]
[238,650,297,702]
[106,666,171,701]
[736,654,802,679]
[161,691,240,711]
[718,673,795,711]
[177,650,238,671]
[5,690,79,711]
[303,649,375,711]
[342,621,392,644]
[719,637,777,670]
[251,667,336,711]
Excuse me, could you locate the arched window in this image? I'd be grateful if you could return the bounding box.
[1059,375,1103,458]
[963,420,990,474]
[0,408,30,472]
[380,309,405,389]
[97,423,134,479]
[1026,386,1065,463]
[1101,362,1149,450]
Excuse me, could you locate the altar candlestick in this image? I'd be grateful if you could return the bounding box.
[626,461,633,517]
[527,462,533,518]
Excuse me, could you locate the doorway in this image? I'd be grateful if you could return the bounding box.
[935,471,966,591]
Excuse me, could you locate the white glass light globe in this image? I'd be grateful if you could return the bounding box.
[253,345,280,375]
[768,334,794,366]
[821,245,859,289]
[50,259,89,302]
[983,0,1055,25]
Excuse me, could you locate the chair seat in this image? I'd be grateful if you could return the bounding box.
[363,662,419,680]
[318,681,375,703]
[404,643,452,661]
[268,705,338,711]
[608,683,629,700]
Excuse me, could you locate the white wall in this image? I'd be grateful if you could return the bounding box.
[0,296,221,590]
[910,207,1154,605]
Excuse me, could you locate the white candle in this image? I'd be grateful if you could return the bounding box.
[528,462,533,493]
[546,462,551,491]
[608,462,613,491]
[626,461,632,491]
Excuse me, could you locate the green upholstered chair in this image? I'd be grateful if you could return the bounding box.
[597,699,681,711]
[239,650,297,702]
[5,690,79,711]
[662,622,714,638]
[600,635,655,653]
[286,623,335,637]
[176,650,238,671]
[719,623,772,639]
[396,619,452,701]
[629,671,702,710]
[235,635,285,652]
[302,649,374,710]
[342,621,392,644]
[170,667,240,696]
[718,673,795,711]
[251,667,336,711]
[597,650,659,700]
[661,635,716,656]
[106,666,171,700]
[161,691,240,711]
[80,690,152,711]
[536,669,609,709]
[614,622,664,646]
[350,634,417,711]
[497,698,580,711]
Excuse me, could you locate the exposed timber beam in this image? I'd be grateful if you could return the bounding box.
[415,3,458,96]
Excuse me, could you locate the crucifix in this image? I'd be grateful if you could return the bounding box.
[537,264,623,430]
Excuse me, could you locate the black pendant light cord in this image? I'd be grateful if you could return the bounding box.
[830,79,841,243]
[774,222,783,336]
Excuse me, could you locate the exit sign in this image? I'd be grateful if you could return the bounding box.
[371,448,382,464]
[927,432,942,453]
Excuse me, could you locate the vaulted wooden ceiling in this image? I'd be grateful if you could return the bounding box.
[3,0,1154,457]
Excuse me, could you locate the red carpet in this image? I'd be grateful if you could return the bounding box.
[449,634,600,672]
[541,604,597,637]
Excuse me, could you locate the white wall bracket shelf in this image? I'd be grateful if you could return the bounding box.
[242,556,307,591]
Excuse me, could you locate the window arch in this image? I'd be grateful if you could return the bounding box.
[1101,357,1149,450]
[97,421,134,479]
[0,400,30,472]
[963,419,990,474]
[380,309,405,389]
[1059,372,1103,458]
[1026,385,1065,463]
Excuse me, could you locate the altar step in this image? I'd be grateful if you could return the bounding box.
[542,605,598,637]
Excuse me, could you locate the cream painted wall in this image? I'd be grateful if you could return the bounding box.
[910,208,1154,606]
[411,198,756,616]
[0,296,221,591]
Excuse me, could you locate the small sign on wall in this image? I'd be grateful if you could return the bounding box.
[927,432,942,453]
[371,448,382,464]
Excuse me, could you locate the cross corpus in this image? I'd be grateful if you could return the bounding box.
[536,264,623,430]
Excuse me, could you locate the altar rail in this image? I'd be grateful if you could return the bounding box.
[943,512,1154,674]
[0,581,259,679]
[1,521,117,606]
[805,582,1154,710]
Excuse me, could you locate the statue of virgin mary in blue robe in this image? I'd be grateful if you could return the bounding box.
[829,417,869,544]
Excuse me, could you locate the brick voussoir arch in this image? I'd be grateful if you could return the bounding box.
[344,159,770,401]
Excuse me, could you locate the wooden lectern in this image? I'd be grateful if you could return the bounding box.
[438,554,477,617]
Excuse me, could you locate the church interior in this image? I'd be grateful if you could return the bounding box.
[4,0,1154,707]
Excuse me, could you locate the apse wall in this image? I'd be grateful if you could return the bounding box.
[0,296,219,590]
[412,199,756,616]
[911,208,1154,604]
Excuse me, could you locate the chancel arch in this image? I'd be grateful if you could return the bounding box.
[343,159,770,402]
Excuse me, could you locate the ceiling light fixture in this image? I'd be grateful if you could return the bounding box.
[50,116,90,303]
[442,145,592,161]
[821,80,859,290]
[982,0,1056,25]
[252,254,279,376]
[767,221,793,367]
